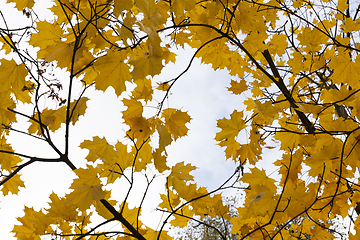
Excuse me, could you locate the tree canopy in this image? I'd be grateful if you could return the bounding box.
[1,0,360,239]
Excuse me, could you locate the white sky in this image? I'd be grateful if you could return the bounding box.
[0,1,281,239]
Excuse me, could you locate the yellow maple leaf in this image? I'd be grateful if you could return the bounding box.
[130,45,163,80]
[0,91,16,127]
[329,50,360,88]
[7,0,34,10]
[215,110,246,142]
[0,59,27,93]
[131,78,153,102]
[159,189,180,210]
[12,80,34,104]
[126,116,154,143]
[29,21,62,48]
[47,193,78,222]
[267,33,288,57]
[114,0,134,17]
[342,18,360,32]
[156,82,170,91]
[100,140,135,183]
[79,136,117,163]
[71,165,102,188]
[0,35,14,54]
[120,203,145,236]
[227,79,248,95]
[218,138,240,160]
[93,49,132,96]
[1,173,25,195]
[136,0,167,28]
[13,207,53,238]
[297,27,327,53]
[28,107,66,135]
[153,149,169,173]
[66,184,107,211]
[0,137,22,171]
[122,98,143,122]
[162,108,191,140]
[254,100,280,123]
[237,143,261,165]
[68,97,89,125]
[167,162,196,188]
[243,185,276,218]
[94,199,118,220]
[115,141,134,169]
[169,205,193,228]
[38,40,86,70]
[155,119,172,152]
[133,141,153,172]
[241,167,277,194]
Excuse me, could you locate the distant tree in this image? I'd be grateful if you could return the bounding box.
[173,197,239,240]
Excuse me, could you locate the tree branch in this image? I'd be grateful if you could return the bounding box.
[100,199,146,240]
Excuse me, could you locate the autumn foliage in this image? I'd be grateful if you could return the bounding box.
[1,0,360,239]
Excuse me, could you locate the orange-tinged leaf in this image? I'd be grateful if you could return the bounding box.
[215,110,246,142]
[162,108,191,140]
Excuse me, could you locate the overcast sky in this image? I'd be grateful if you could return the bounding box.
[0,1,281,238]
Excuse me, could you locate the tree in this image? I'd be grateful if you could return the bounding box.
[1,0,360,239]
[173,196,240,240]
